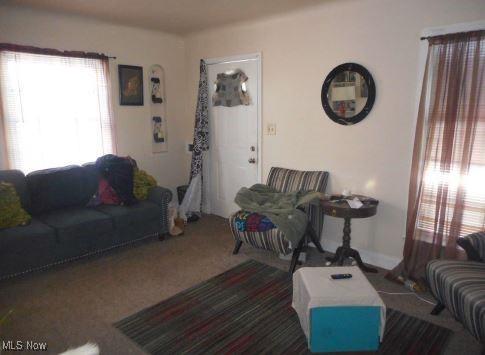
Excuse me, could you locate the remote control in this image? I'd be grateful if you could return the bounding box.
[330,273,352,280]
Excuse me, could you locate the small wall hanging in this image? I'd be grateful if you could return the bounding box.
[119,65,144,106]
[152,115,167,143]
[149,65,168,153]
[212,69,250,107]
[151,77,163,103]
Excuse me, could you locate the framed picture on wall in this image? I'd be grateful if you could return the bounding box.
[118,65,143,105]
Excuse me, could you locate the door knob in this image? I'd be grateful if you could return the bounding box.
[248,158,256,164]
[250,146,256,152]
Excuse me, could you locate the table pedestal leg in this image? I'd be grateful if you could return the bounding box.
[326,217,378,273]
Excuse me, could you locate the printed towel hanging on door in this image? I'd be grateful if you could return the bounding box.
[212,69,250,107]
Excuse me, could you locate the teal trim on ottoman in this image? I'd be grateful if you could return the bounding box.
[310,306,381,353]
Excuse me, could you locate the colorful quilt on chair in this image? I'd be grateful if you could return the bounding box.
[234,211,276,232]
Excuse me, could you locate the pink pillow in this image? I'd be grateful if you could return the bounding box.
[98,178,121,205]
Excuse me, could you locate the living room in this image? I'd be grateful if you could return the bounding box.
[0,0,484,354]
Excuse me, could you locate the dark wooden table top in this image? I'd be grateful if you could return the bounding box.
[320,194,379,219]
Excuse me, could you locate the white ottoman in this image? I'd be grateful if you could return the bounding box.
[292,266,386,353]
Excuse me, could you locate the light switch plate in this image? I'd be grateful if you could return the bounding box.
[267,123,276,135]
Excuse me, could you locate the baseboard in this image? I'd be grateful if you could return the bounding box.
[309,240,401,271]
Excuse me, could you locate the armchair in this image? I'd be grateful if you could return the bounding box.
[229,167,329,273]
[426,231,485,343]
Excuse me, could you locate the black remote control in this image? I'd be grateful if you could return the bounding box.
[330,273,352,280]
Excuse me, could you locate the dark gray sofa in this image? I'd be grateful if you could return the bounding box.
[0,165,172,280]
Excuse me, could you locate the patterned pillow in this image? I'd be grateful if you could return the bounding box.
[0,181,31,229]
[87,178,121,206]
[133,169,157,200]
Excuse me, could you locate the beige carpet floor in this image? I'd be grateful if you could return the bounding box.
[0,214,481,354]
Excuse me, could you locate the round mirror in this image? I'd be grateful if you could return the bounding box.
[321,63,375,125]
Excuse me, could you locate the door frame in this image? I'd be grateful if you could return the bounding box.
[203,52,263,215]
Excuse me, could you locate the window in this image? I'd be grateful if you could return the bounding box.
[415,33,485,241]
[0,49,115,173]
[418,138,485,238]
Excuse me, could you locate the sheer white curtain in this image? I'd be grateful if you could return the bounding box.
[0,50,116,173]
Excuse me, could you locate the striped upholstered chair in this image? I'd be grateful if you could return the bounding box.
[229,167,329,273]
[426,231,485,343]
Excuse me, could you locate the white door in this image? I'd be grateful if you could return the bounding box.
[206,55,261,218]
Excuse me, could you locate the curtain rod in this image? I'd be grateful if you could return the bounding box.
[206,58,257,66]
[420,29,484,40]
[0,43,116,60]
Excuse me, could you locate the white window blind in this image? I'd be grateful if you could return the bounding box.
[418,122,485,237]
[0,51,115,173]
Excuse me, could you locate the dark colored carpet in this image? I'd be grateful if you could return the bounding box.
[115,259,452,354]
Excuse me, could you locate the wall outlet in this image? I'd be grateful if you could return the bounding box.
[267,123,276,135]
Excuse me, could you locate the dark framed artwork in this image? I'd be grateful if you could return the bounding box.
[118,65,144,106]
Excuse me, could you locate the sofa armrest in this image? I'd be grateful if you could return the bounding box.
[457,231,485,262]
[148,186,173,206]
[147,186,173,235]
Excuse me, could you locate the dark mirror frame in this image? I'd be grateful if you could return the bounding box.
[321,63,376,126]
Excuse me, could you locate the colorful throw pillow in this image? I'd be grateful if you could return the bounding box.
[87,178,121,206]
[235,211,251,232]
[133,169,157,200]
[98,178,121,205]
[0,181,31,229]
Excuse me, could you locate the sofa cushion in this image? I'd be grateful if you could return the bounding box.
[27,165,98,215]
[0,169,30,211]
[96,201,161,241]
[0,218,57,278]
[39,207,115,254]
[96,201,160,228]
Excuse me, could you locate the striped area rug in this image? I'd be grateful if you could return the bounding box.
[114,260,452,354]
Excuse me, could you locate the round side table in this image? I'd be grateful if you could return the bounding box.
[320,195,379,273]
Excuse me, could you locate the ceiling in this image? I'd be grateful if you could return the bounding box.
[4,0,326,35]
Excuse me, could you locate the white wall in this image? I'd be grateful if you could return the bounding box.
[184,0,485,266]
[0,6,189,192]
[1,0,484,267]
